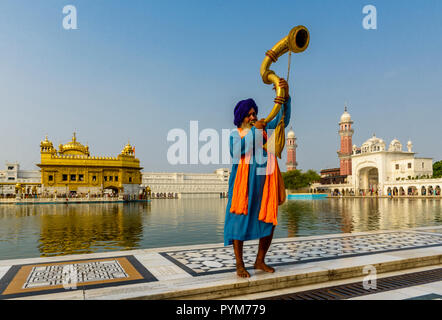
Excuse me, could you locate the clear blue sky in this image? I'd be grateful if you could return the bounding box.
[0,0,441,173]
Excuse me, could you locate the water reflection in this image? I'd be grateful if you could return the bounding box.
[0,198,441,260]
[278,198,442,238]
[0,199,228,260]
[37,203,148,256]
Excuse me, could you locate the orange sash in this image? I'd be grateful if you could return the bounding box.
[230,128,251,215]
[258,139,286,226]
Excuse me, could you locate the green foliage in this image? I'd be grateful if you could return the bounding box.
[434,161,442,178]
[282,169,320,190]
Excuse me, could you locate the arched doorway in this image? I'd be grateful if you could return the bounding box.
[399,187,405,196]
[358,166,379,195]
[407,186,417,196]
[428,186,434,196]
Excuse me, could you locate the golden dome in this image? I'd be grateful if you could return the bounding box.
[40,135,53,148]
[59,132,90,156]
[121,141,135,156]
[40,135,56,154]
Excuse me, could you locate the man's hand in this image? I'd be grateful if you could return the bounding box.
[279,78,288,90]
[254,119,266,129]
[272,78,289,98]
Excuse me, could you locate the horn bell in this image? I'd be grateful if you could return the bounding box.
[288,25,310,53]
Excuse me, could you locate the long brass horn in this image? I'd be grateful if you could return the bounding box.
[261,25,309,123]
[260,26,309,158]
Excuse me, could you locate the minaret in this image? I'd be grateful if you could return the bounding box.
[337,106,354,176]
[286,127,297,171]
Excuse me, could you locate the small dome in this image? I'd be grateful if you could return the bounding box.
[361,134,386,153]
[389,139,403,152]
[40,135,53,148]
[287,128,296,139]
[340,111,351,123]
[59,133,90,156]
[121,141,135,156]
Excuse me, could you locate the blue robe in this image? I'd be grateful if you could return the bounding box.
[224,97,291,246]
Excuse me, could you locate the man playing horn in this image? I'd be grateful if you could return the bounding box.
[224,80,291,278]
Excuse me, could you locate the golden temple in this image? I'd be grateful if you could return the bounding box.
[37,133,142,197]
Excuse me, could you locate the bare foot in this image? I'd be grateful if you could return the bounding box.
[254,262,275,273]
[236,264,250,278]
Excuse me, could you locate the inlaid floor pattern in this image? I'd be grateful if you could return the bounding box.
[0,255,157,299]
[160,231,442,276]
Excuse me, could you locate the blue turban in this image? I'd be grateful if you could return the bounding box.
[233,98,258,127]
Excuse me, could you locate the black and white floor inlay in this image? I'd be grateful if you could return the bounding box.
[160,231,442,276]
[23,260,128,289]
[0,255,157,299]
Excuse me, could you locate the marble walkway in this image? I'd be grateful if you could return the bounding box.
[1,226,442,300]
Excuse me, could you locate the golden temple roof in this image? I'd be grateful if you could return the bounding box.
[59,132,90,156]
[121,141,135,156]
[40,135,53,148]
[40,135,56,154]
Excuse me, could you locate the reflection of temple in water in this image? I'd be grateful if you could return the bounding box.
[2,198,441,259]
[281,200,356,237]
[280,198,442,238]
[37,203,148,256]
[330,198,442,232]
[330,198,381,233]
[377,198,442,229]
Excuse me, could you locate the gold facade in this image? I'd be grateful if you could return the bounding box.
[37,133,142,195]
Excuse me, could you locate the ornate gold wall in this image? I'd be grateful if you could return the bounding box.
[37,133,142,195]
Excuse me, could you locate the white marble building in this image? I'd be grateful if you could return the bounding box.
[0,163,41,196]
[313,109,442,196]
[141,168,230,198]
[351,135,436,195]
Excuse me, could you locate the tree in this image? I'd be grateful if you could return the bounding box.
[282,169,320,191]
[304,170,321,183]
[434,161,442,178]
